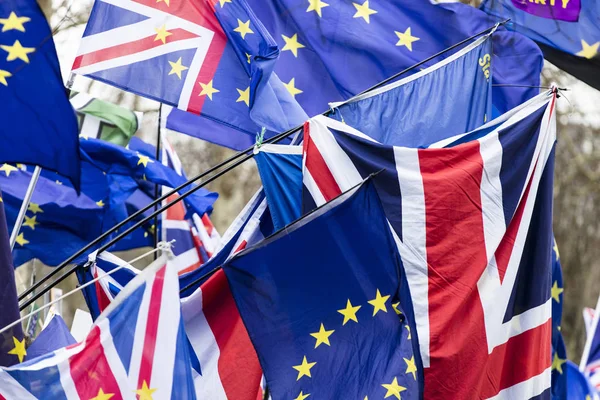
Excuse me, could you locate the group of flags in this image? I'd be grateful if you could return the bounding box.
[0,0,600,398]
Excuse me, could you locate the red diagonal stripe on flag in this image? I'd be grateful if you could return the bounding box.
[203,270,263,400]
[137,265,167,390]
[73,29,198,70]
[70,326,124,400]
[304,122,342,201]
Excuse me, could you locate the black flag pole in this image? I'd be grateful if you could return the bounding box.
[153,104,162,260]
[16,20,508,311]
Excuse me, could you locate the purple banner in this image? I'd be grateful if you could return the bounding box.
[511,0,581,22]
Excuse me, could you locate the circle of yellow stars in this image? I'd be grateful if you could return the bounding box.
[0,11,34,87]
[290,289,416,399]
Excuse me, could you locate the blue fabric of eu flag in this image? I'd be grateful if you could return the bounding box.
[481,0,600,91]
[329,34,492,147]
[0,0,80,188]
[224,180,419,399]
[1,137,217,267]
[0,189,24,367]
[247,0,543,121]
[550,240,567,399]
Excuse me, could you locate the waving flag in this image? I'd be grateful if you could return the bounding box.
[77,252,266,399]
[255,144,303,230]
[582,301,600,392]
[0,193,24,367]
[303,91,557,399]
[76,190,273,398]
[73,0,306,149]
[0,166,105,267]
[550,239,567,398]
[0,255,197,399]
[481,0,600,90]
[71,91,143,146]
[247,0,542,120]
[0,0,80,187]
[224,180,418,399]
[24,315,76,362]
[80,137,218,217]
[2,136,217,267]
[328,33,493,147]
[128,136,220,274]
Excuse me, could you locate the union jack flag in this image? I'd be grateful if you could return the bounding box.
[582,305,600,392]
[76,189,272,398]
[0,255,196,399]
[303,90,557,399]
[73,0,306,139]
[160,136,220,274]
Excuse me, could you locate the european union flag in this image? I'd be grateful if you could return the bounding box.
[481,0,600,91]
[329,33,493,147]
[0,0,80,187]
[551,239,567,398]
[247,0,543,120]
[1,137,217,267]
[0,191,25,367]
[224,181,419,399]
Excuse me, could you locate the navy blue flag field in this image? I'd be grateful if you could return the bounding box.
[0,192,25,367]
[0,0,80,188]
[73,0,307,152]
[255,144,303,230]
[224,180,419,399]
[481,0,600,90]
[303,91,557,398]
[247,0,543,120]
[328,33,493,147]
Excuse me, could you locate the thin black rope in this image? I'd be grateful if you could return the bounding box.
[17,20,508,310]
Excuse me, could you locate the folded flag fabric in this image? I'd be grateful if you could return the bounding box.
[328,32,493,147]
[76,191,273,399]
[24,315,76,362]
[80,137,218,218]
[77,250,266,399]
[0,192,24,367]
[481,0,600,90]
[181,269,263,399]
[551,239,567,398]
[582,299,600,392]
[562,361,597,400]
[302,91,557,398]
[255,144,303,230]
[0,0,80,188]
[0,167,105,267]
[2,135,217,267]
[224,180,418,399]
[70,91,143,147]
[247,0,543,120]
[0,254,197,399]
[73,0,306,151]
[128,136,219,274]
